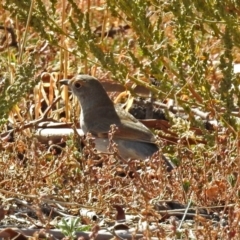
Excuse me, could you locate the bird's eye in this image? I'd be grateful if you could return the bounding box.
[74,82,81,88]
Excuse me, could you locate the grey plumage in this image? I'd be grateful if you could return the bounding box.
[60,75,175,171]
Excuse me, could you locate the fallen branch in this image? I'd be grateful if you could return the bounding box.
[0,96,61,140]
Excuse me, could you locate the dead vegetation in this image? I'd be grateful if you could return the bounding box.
[0,0,240,239]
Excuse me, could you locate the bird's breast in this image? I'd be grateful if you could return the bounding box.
[80,112,88,133]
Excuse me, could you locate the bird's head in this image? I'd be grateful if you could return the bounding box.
[60,74,114,109]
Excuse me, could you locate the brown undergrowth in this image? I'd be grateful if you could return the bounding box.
[0,0,240,239]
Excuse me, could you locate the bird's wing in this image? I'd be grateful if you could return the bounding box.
[83,105,156,144]
[114,106,156,143]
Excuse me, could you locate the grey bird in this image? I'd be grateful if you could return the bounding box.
[60,75,175,171]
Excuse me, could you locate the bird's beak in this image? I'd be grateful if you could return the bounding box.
[59,79,70,86]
